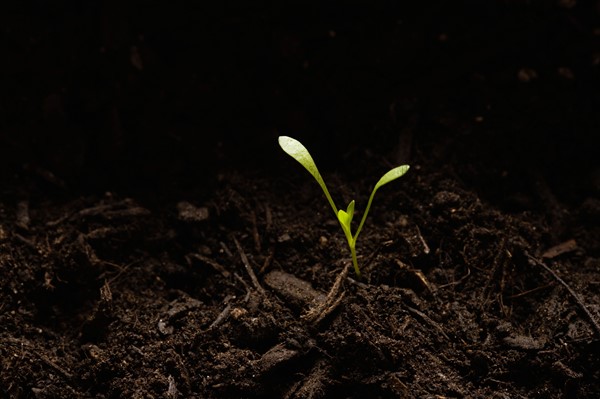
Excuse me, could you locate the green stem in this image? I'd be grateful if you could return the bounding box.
[350,243,360,277]
[354,189,377,241]
[322,186,338,216]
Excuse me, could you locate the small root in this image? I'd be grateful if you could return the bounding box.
[527,253,600,340]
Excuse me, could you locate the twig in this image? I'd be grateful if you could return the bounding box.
[219,241,233,258]
[405,305,450,341]
[103,260,141,285]
[346,276,369,289]
[303,262,349,324]
[233,272,253,298]
[259,246,275,274]
[507,283,554,299]
[414,224,430,255]
[187,253,231,278]
[437,267,471,290]
[38,353,74,381]
[526,253,600,339]
[47,200,149,226]
[251,210,262,254]
[209,305,232,330]
[4,338,73,381]
[233,236,265,295]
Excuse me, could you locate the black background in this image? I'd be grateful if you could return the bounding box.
[1,1,598,200]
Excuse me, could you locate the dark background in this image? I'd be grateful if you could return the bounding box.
[1,1,598,202]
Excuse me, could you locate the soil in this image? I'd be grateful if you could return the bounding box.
[1,2,600,398]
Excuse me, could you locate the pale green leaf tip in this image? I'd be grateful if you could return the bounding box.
[278,135,310,157]
[346,200,355,219]
[277,135,290,146]
[375,164,410,189]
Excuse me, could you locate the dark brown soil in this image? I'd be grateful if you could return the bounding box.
[2,2,599,398]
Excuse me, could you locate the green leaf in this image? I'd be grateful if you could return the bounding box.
[337,200,355,229]
[278,136,322,184]
[345,200,355,222]
[278,136,338,215]
[353,164,410,240]
[373,165,410,191]
[337,209,349,228]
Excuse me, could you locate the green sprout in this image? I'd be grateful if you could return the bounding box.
[278,136,410,277]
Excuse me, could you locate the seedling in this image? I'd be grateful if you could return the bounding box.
[278,136,409,277]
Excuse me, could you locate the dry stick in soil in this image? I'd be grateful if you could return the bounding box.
[526,253,600,340]
[251,209,262,254]
[5,338,74,382]
[187,253,231,278]
[302,262,349,325]
[259,246,275,274]
[233,236,265,295]
[208,295,235,330]
[405,305,450,341]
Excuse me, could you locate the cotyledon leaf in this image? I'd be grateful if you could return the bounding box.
[278,136,338,214]
[373,165,410,191]
[353,164,410,240]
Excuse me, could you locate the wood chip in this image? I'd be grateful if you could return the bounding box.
[255,343,299,374]
[542,239,577,259]
[264,270,326,309]
[503,335,545,351]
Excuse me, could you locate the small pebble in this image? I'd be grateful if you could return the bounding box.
[177,201,209,222]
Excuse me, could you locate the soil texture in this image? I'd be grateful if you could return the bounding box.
[1,2,599,398]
